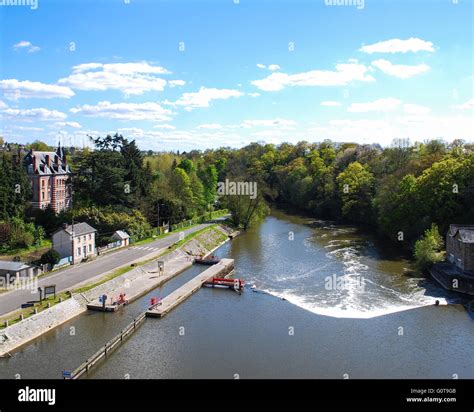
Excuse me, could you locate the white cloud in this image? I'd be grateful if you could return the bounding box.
[321,101,342,107]
[5,125,44,132]
[169,80,186,87]
[2,107,68,121]
[13,40,40,53]
[70,101,173,121]
[0,79,75,99]
[348,98,402,113]
[456,98,474,110]
[256,64,266,69]
[197,123,223,130]
[307,116,473,146]
[268,64,281,71]
[58,61,170,95]
[251,62,375,92]
[153,124,176,130]
[347,100,431,115]
[403,104,431,115]
[171,87,244,110]
[240,118,297,129]
[0,100,8,109]
[71,62,169,75]
[52,121,82,129]
[371,59,430,79]
[248,92,261,98]
[115,127,146,138]
[360,38,435,54]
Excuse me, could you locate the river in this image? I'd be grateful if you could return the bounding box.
[1,210,473,379]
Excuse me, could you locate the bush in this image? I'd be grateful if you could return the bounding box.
[414,224,444,273]
[40,249,61,266]
[73,206,153,242]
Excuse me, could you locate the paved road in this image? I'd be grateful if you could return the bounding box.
[0,223,212,316]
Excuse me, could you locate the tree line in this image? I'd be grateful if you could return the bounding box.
[0,135,472,272]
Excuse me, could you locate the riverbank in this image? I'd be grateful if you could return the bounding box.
[1,211,471,379]
[0,224,235,357]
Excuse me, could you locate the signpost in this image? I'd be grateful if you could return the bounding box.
[157,261,164,275]
[44,285,56,300]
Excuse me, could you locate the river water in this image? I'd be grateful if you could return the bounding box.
[1,211,473,379]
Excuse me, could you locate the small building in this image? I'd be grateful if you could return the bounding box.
[52,222,97,265]
[430,224,474,295]
[445,225,474,272]
[111,230,130,247]
[0,261,42,283]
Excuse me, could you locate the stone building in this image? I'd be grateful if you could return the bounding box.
[52,222,97,265]
[23,144,72,213]
[446,224,474,273]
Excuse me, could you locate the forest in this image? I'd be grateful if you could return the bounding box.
[0,135,473,268]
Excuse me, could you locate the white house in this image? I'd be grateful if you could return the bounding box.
[52,222,97,265]
[111,230,130,247]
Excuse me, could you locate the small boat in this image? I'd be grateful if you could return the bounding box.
[194,255,221,265]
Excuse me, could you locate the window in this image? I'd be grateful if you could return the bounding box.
[77,247,81,256]
[89,244,92,253]
[89,234,92,240]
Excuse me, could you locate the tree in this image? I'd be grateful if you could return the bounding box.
[336,162,375,224]
[198,164,218,206]
[414,224,444,273]
[40,249,61,266]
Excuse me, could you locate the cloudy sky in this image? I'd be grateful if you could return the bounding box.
[0,0,472,151]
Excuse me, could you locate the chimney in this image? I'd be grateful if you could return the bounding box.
[55,154,60,165]
[45,154,50,168]
[62,223,68,230]
[32,153,37,173]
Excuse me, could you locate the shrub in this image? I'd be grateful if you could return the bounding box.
[40,249,61,266]
[414,223,444,273]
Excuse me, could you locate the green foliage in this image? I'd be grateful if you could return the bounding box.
[73,206,152,242]
[40,249,60,265]
[336,162,375,224]
[414,224,444,273]
[74,134,152,209]
[0,153,31,221]
[0,217,44,253]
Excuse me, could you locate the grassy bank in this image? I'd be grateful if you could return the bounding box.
[0,223,227,330]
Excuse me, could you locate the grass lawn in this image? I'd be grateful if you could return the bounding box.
[0,291,71,329]
[0,240,52,263]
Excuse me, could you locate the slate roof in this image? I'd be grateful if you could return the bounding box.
[448,225,474,244]
[61,222,97,237]
[24,148,71,176]
[112,230,130,240]
[0,261,35,272]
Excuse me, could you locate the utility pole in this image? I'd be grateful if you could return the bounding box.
[157,202,160,229]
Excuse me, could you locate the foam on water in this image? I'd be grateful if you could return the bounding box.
[259,288,448,319]
[248,231,449,319]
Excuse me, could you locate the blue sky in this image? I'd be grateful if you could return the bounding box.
[0,0,472,151]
